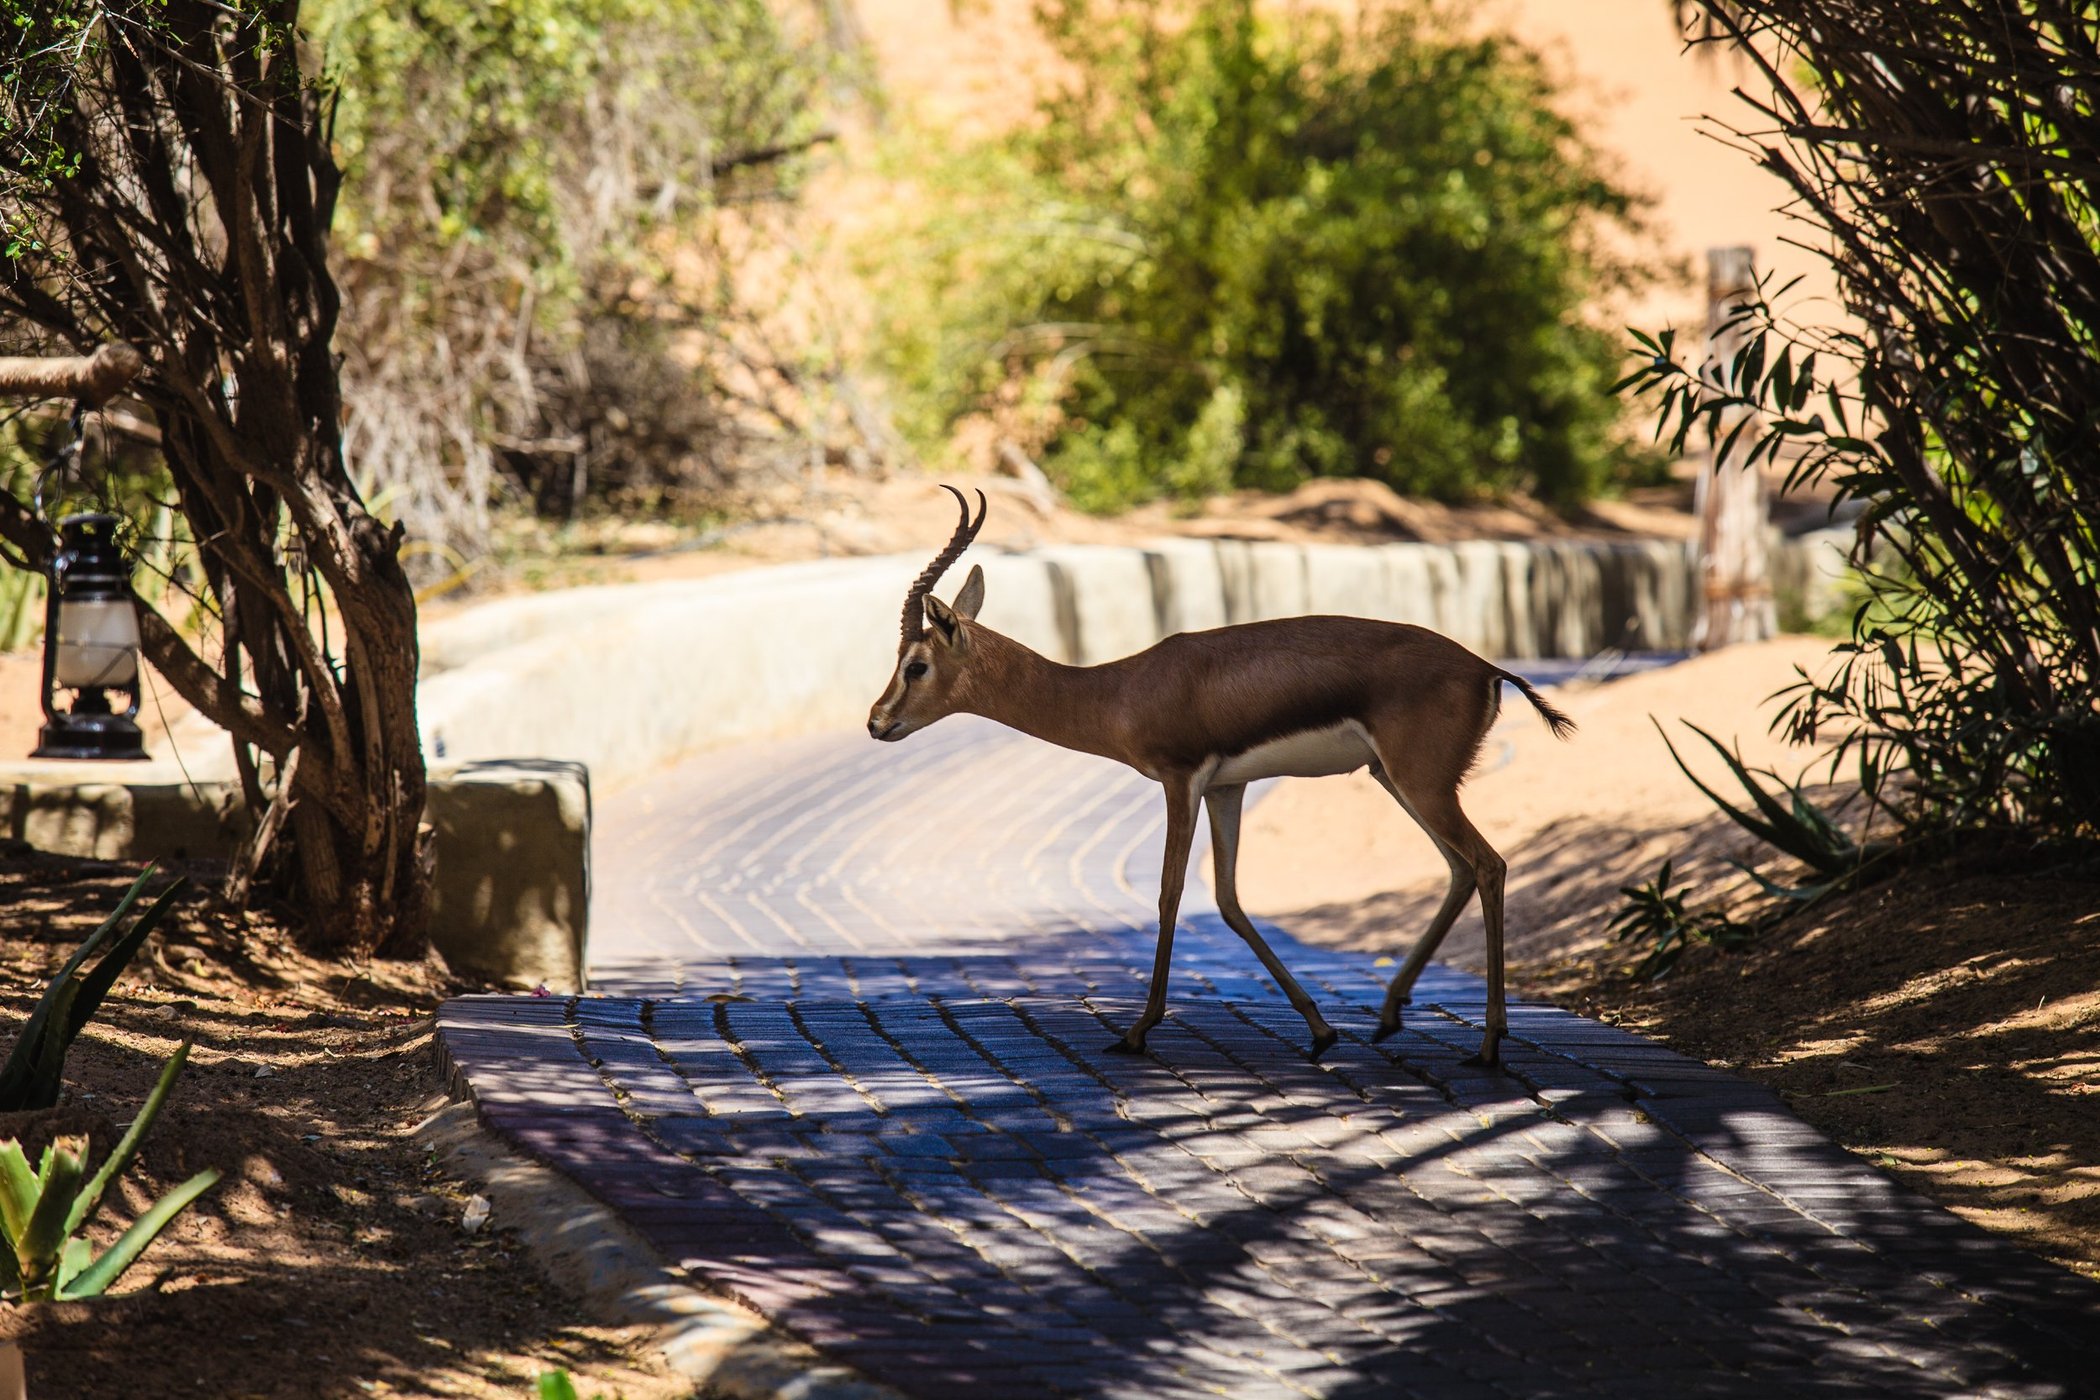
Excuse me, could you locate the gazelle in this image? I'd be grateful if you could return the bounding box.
[867,488,1574,1066]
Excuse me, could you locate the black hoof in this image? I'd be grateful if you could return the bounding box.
[1308,1028,1339,1062]
[1104,1038,1146,1056]
[1371,1021,1400,1045]
[1460,1049,1505,1071]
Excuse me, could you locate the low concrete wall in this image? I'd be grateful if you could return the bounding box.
[0,761,592,993]
[417,536,1708,790]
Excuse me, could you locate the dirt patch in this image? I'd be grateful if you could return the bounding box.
[0,852,685,1400]
[1245,638,2100,1283]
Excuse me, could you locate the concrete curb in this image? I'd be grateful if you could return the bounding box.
[416,1096,907,1400]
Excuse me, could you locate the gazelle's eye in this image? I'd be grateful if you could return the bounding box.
[905,661,929,680]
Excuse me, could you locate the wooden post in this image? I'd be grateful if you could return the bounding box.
[1691,246,1777,651]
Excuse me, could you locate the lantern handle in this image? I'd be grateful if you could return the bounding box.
[31,405,87,529]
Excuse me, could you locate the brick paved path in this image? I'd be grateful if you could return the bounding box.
[440,714,2100,1399]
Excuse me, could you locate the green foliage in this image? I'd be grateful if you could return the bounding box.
[865,0,1654,512]
[314,0,827,292]
[536,1370,617,1400]
[0,1043,219,1302]
[1608,859,1751,983]
[0,869,185,1114]
[1613,724,1900,981]
[1658,721,1898,905]
[311,0,852,543]
[1624,4,2100,848]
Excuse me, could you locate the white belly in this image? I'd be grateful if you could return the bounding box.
[1211,721,1376,786]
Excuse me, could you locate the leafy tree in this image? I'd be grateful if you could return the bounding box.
[867,0,1655,512]
[0,0,429,954]
[311,0,859,554]
[1623,2,2100,844]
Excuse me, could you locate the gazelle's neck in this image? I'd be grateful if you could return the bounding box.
[961,626,1128,763]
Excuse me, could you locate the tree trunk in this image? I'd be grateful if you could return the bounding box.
[1691,246,1777,652]
[0,1,429,956]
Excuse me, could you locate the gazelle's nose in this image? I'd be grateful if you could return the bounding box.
[867,716,883,737]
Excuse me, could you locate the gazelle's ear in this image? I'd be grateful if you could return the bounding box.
[952,564,986,621]
[924,593,963,645]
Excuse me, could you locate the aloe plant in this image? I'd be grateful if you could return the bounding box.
[0,867,187,1113]
[1658,721,1901,907]
[0,1043,218,1302]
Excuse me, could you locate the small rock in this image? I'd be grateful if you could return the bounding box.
[252,1065,275,1079]
[460,1194,492,1235]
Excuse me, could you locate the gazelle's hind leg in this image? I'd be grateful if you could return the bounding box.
[1367,767,1475,1041]
[1205,784,1338,1060]
[1367,737,1510,1067]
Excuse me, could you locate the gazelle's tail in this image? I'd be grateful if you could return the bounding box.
[1493,668,1577,740]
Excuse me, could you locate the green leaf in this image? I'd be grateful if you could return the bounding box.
[0,866,159,1111]
[68,1042,192,1236]
[20,1139,86,1297]
[65,876,188,1046]
[57,1168,219,1300]
[538,1372,583,1400]
[7,974,85,1113]
[0,1141,38,1247]
[54,1236,91,1294]
[1656,720,1799,856]
[1676,722,1855,871]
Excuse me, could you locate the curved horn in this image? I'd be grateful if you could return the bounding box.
[900,485,988,646]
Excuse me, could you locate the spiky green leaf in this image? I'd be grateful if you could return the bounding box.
[0,1141,37,1247]
[68,1041,192,1236]
[20,1139,86,1296]
[57,1168,219,1300]
[65,876,188,1046]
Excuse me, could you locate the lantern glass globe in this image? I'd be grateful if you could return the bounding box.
[52,597,140,688]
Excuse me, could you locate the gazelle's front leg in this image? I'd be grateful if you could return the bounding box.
[1107,773,1201,1054]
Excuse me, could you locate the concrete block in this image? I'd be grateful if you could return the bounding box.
[0,759,594,993]
[418,560,909,787]
[1377,544,1457,631]
[427,759,592,992]
[1242,543,1311,621]
[1033,547,1162,665]
[0,776,239,862]
[1524,543,1604,659]
[1447,541,1514,655]
[1303,544,1389,619]
[1140,540,1229,636]
[1211,540,1258,624]
[972,553,1071,660]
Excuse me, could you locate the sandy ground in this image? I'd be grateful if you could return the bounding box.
[1234,636,1840,972]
